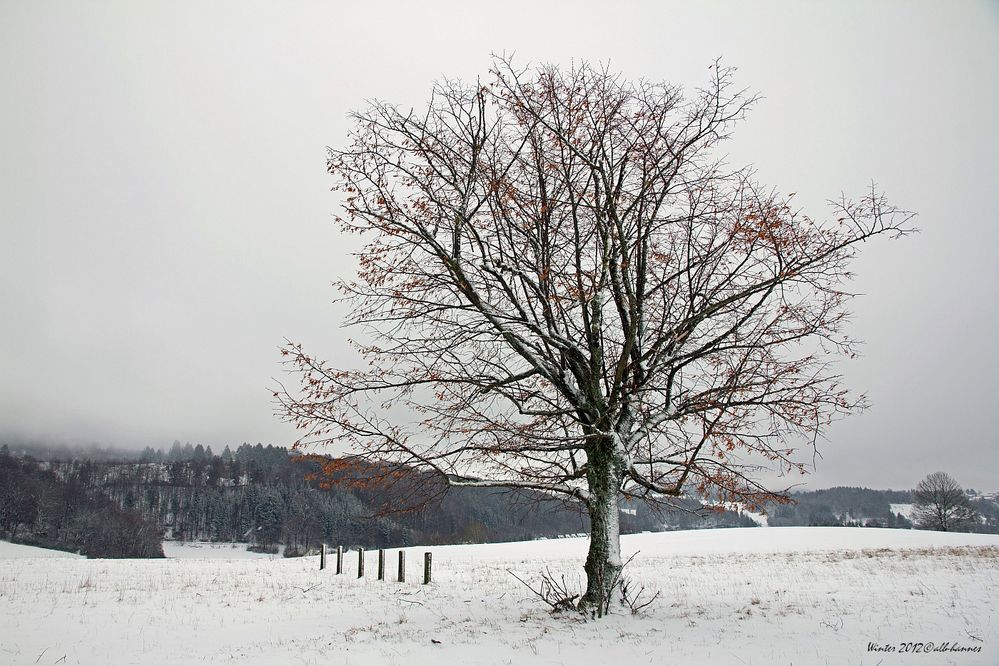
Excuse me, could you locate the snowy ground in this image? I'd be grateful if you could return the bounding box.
[0,540,84,559]
[891,503,915,520]
[1,528,996,665]
[162,541,282,560]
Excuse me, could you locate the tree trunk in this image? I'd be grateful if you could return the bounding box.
[579,437,624,615]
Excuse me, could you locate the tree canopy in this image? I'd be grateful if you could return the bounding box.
[278,57,913,612]
[913,471,978,532]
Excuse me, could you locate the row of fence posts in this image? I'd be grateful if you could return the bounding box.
[319,544,432,584]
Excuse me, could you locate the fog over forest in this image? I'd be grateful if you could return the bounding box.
[1,2,997,492]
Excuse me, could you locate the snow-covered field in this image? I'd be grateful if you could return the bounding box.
[1,528,996,665]
[162,541,282,560]
[891,503,915,520]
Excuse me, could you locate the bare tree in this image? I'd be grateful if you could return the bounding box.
[912,471,977,532]
[277,57,913,612]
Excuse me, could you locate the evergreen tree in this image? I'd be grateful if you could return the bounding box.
[167,441,184,463]
[254,490,284,545]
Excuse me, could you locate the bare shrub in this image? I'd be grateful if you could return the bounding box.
[511,552,659,617]
[508,569,581,614]
[619,577,660,615]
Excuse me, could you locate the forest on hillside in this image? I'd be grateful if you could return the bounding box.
[0,443,681,556]
[2,441,996,558]
[0,452,163,558]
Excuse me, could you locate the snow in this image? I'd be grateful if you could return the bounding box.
[429,526,999,559]
[891,503,914,520]
[0,540,83,559]
[163,541,283,560]
[1,528,996,665]
[717,501,770,527]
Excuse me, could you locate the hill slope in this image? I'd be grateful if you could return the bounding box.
[1,527,996,665]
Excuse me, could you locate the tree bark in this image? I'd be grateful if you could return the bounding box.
[580,436,625,614]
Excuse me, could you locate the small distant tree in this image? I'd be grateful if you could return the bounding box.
[207,457,226,487]
[228,459,243,487]
[912,471,978,532]
[254,491,284,545]
[278,57,913,612]
[167,440,184,463]
[168,461,186,486]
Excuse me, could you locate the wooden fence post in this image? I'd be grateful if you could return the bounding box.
[377,549,385,580]
[320,544,326,571]
[397,550,406,582]
[358,547,365,578]
[423,552,432,585]
[336,545,343,575]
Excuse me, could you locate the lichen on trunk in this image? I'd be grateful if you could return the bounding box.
[579,435,625,614]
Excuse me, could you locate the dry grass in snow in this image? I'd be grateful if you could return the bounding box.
[0,528,996,665]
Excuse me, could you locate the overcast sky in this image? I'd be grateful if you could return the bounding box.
[1,1,997,491]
